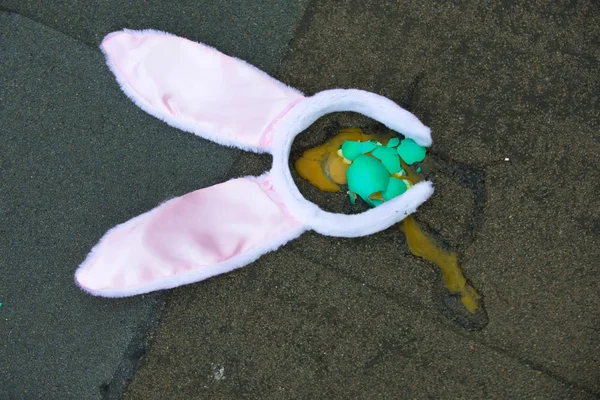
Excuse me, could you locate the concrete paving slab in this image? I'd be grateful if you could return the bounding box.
[275,0,600,393]
[123,0,599,398]
[124,248,592,399]
[0,0,308,397]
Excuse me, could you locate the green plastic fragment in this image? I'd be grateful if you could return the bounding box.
[416,166,422,173]
[360,140,378,154]
[382,177,408,200]
[340,140,363,161]
[387,137,400,148]
[346,154,390,203]
[397,138,427,164]
[371,146,401,174]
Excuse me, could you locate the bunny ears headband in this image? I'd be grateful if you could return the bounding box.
[75,29,434,297]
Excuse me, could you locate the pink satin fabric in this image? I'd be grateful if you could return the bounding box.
[76,176,302,292]
[102,30,304,149]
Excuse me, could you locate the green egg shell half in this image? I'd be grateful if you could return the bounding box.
[397,138,427,164]
[340,140,363,161]
[346,154,390,201]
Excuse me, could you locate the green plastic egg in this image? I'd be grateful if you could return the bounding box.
[340,140,363,161]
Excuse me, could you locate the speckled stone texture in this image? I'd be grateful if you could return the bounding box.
[123,1,599,399]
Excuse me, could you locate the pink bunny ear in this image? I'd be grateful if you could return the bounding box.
[75,174,305,297]
[101,29,305,153]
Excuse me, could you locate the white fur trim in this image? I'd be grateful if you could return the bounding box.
[270,89,434,237]
[100,29,303,154]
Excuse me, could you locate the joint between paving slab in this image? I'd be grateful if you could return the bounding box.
[291,245,599,397]
[100,293,167,400]
[280,0,319,67]
[477,341,600,398]
[288,245,450,326]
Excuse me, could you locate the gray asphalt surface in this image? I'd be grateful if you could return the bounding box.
[1,1,599,399]
[0,1,308,399]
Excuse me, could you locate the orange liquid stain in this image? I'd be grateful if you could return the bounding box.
[400,215,480,313]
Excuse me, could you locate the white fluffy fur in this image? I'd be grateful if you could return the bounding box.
[100,29,303,154]
[270,89,434,237]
